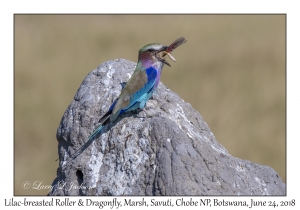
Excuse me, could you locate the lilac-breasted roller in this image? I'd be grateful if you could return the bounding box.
[88,37,187,140]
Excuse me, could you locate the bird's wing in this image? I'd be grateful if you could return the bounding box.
[110,67,158,120]
[89,67,157,137]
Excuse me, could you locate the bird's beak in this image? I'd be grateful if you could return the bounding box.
[157,46,168,53]
[157,46,175,67]
[162,58,171,67]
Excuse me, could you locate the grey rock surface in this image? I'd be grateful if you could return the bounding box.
[49,59,285,196]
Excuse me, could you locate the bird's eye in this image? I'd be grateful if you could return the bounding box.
[147,49,153,52]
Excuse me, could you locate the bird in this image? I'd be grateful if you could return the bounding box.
[88,37,187,141]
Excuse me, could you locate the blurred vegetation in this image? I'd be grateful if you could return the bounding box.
[14,15,285,195]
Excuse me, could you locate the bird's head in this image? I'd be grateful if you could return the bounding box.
[137,37,187,69]
[138,43,171,69]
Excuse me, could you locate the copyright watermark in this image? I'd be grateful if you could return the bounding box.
[22,181,31,189]
[22,181,53,191]
[21,181,92,192]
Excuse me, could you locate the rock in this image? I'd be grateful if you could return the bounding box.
[48,59,285,196]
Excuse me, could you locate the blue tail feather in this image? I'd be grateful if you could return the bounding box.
[88,110,111,141]
[88,125,103,141]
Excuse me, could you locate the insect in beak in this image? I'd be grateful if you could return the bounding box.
[157,37,186,67]
[159,37,187,66]
[161,51,176,62]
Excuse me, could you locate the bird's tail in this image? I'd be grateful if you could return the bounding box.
[59,109,114,170]
[88,125,103,141]
[88,110,112,141]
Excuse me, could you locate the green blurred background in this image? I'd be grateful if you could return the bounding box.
[15,15,285,195]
